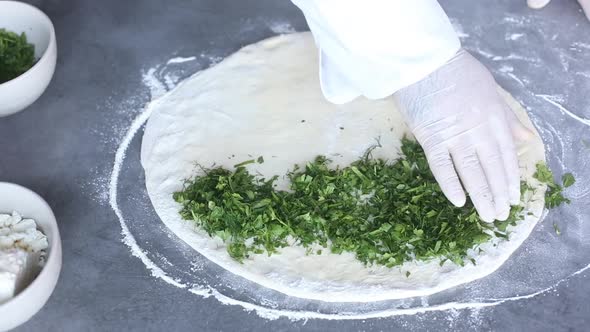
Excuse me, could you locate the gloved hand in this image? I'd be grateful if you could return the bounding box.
[394,49,533,223]
[527,0,590,20]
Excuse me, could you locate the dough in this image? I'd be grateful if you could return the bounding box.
[141,32,546,302]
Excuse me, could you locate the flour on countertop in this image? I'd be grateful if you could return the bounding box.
[167,56,197,65]
[267,21,296,35]
[507,33,525,41]
[142,68,167,100]
[450,19,469,40]
[106,19,590,321]
[140,32,548,303]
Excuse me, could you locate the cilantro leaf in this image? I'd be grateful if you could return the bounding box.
[533,162,575,209]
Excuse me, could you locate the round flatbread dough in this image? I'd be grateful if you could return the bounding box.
[141,32,546,302]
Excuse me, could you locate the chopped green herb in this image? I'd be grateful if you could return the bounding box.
[562,173,575,188]
[233,159,256,168]
[533,163,554,185]
[533,162,575,208]
[0,29,35,83]
[175,140,569,268]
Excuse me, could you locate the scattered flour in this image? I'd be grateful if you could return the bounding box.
[167,56,197,65]
[108,64,590,320]
[267,21,296,35]
[571,42,590,50]
[507,73,526,87]
[450,18,469,40]
[199,52,223,66]
[492,54,541,63]
[104,17,590,322]
[140,33,547,303]
[536,94,590,127]
[450,18,469,39]
[498,65,514,73]
[142,68,167,100]
[507,33,525,41]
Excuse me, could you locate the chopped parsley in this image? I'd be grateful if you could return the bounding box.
[562,173,575,188]
[0,29,36,83]
[532,162,575,235]
[174,139,572,267]
[533,162,575,208]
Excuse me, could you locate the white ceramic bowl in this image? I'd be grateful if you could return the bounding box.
[0,1,57,117]
[0,182,62,331]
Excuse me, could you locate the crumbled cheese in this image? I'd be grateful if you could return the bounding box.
[0,212,48,304]
[0,249,42,304]
[0,212,48,252]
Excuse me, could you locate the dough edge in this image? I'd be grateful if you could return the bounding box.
[141,32,547,303]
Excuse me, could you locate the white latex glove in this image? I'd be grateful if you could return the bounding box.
[394,49,532,222]
[528,0,590,20]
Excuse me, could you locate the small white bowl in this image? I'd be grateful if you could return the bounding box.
[0,1,57,117]
[0,182,62,331]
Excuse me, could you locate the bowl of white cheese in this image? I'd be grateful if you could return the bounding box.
[0,182,62,331]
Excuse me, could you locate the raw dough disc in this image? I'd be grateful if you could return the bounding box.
[141,32,546,302]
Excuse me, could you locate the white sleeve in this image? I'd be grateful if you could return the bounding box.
[290,0,461,104]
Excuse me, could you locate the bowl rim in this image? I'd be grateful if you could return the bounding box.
[0,0,56,88]
[0,182,62,307]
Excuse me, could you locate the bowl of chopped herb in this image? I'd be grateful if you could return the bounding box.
[0,1,56,117]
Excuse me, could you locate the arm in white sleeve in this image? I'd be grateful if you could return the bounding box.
[290,0,461,104]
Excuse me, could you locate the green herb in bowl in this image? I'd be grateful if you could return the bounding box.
[0,28,36,84]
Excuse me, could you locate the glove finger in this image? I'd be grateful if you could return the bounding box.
[425,146,466,207]
[476,138,511,220]
[500,108,524,205]
[450,147,496,223]
[527,0,551,9]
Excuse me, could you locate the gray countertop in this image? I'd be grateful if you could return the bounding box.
[2,0,589,331]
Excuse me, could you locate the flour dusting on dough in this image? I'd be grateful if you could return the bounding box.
[107,29,590,321]
[140,33,547,303]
